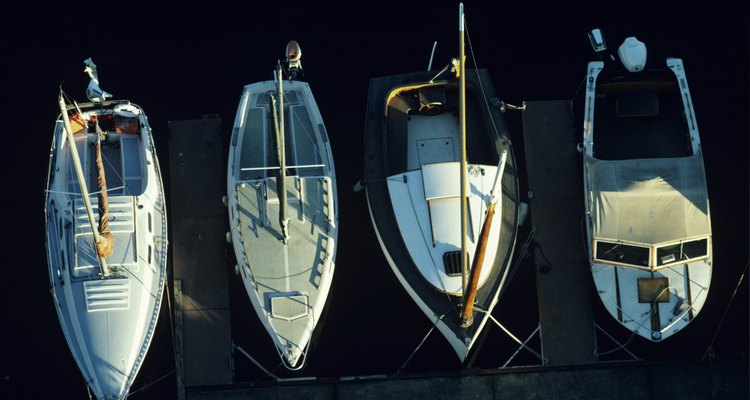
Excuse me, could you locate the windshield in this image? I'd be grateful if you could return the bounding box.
[594,237,710,270]
[594,240,650,268]
[655,238,709,267]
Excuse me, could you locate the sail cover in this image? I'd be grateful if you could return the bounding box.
[95,138,114,258]
[587,154,711,245]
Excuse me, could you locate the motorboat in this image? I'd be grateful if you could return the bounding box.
[581,30,712,341]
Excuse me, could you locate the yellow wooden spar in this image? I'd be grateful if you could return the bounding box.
[461,150,508,327]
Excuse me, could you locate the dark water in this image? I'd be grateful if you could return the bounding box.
[2,2,747,399]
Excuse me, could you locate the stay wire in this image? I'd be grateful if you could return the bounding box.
[702,260,749,361]
[126,369,176,397]
[394,309,451,377]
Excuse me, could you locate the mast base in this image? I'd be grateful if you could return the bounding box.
[459,316,474,328]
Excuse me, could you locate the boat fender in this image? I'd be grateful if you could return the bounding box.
[114,104,142,118]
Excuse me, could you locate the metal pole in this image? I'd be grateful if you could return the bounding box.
[427,41,437,71]
[458,3,468,294]
[275,65,290,243]
[58,93,109,275]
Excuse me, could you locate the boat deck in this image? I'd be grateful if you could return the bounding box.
[593,79,692,160]
[168,117,233,391]
[237,85,327,180]
[521,100,597,366]
[364,70,519,360]
[233,173,335,357]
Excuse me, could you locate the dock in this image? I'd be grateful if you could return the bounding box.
[165,108,746,399]
[170,357,746,400]
[521,100,597,365]
[168,117,233,397]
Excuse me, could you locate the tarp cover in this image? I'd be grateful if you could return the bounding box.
[587,154,711,245]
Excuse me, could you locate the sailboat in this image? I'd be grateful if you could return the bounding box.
[581,30,712,341]
[44,58,168,398]
[226,41,338,370]
[363,4,519,362]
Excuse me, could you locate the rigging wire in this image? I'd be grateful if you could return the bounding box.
[393,309,450,377]
[164,280,177,367]
[126,368,176,397]
[702,260,749,361]
[480,309,547,364]
[281,81,327,174]
[464,18,503,141]
[233,342,282,381]
[593,322,639,360]
[465,18,525,133]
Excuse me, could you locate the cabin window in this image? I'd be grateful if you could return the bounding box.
[148,245,152,264]
[594,240,650,268]
[655,238,709,267]
[148,212,152,233]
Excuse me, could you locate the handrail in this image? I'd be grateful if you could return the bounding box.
[241,163,325,172]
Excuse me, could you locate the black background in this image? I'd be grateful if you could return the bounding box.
[1,1,747,398]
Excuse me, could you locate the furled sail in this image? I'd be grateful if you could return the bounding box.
[94,126,114,258]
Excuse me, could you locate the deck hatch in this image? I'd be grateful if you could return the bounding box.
[270,293,309,321]
[637,277,670,303]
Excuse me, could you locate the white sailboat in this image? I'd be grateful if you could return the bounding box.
[581,31,712,341]
[44,59,168,399]
[226,41,338,370]
[363,4,519,362]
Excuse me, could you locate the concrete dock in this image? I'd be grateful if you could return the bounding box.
[521,100,597,366]
[166,111,746,399]
[168,117,233,396]
[176,357,746,400]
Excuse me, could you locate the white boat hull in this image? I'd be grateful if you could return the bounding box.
[45,101,168,399]
[582,55,712,341]
[363,70,519,362]
[227,79,338,369]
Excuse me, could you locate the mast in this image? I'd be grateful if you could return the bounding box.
[458,2,469,296]
[275,62,290,243]
[58,93,110,276]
